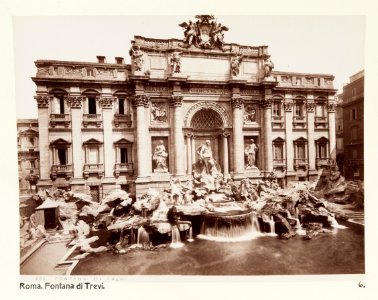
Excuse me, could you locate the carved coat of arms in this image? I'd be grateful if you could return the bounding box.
[179,15,228,50]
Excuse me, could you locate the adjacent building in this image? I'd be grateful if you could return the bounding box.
[17,119,40,195]
[32,15,337,198]
[335,93,344,174]
[340,70,364,180]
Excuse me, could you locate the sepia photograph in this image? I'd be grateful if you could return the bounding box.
[13,14,366,277]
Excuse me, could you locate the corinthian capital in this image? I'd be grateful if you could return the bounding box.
[34,95,50,108]
[284,102,293,112]
[99,97,114,109]
[170,95,183,107]
[231,97,244,109]
[306,102,315,112]
[260,99,272,109]
[66,96,83,108]
[132,95,150,108]
[327,103,335,112]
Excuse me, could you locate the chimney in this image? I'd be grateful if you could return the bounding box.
[96,56,106,63]
[115,57,124,64]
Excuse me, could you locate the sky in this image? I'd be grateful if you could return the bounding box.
[13,15,365,119]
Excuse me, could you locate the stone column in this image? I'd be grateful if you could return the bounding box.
[231,96,244,175]
[35,95,51,182]
[133,95,150,178]
[191,135,196,167]
[327,102,336,161]
[262,99,273,172]
[284,101,294,173]
[306,100,316,171]
[66,95,84,179]
[170,95,185,177]
[222,131,230,176]
[185,133,193,175]
[100,97,115,178]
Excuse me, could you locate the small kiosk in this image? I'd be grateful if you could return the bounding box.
[35,199,60,229]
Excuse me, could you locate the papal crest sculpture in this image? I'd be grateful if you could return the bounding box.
[179,15,229,50]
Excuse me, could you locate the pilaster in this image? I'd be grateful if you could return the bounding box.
[262,95,273,173]
[170,94,185,177]
[100,96,115,178]
[133,94,150,179]
[66,95,84,180]
[327,100,336,161]
[284,98,294,174]
[35,94,51,183]
[306,97,316,172]
[231,95,244,175]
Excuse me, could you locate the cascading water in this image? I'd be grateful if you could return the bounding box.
[187,226,194,242]
[170,225,184,248]
[268,216,276,236]
[136,226,150,247]
[198,210,262,242]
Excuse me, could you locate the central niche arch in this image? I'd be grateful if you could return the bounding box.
[191,109,223,129]
[184,102,230,128]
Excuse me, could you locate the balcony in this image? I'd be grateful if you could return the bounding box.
[293,116,307,129]
[294,158,308,170]
[50,114,70,128]
[50,164,73,179]
[271,116,284,129]
[114,162,134,177]
[83,163,104,178]
[114,114,132,128]
[315,116,328,129]
[83,114,102,128]
[315,158,330,169]
[273,158,286,171]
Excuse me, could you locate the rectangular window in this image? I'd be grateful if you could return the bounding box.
[88,97,97,114]
[119,98,125,115]
[317,144,327,158]
[273,144,283,160]
[352,87,357,97]
[272,102,281,116]
[88,148,99,164]
[87,69,94,77]
[294,104,302,117]
[120,147,128,163]
[57,148,67,165]
[29,137,35,146]
[30,160,36,169]
[315,104,325,117]
[59,97,65,114]
[296,144,306,159]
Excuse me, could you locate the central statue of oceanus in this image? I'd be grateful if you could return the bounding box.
[192,140,222,192]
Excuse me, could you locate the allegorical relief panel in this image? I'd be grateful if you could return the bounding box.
[244,103,258,124]
[151,102,168,124]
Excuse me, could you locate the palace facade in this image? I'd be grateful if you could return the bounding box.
[33,16,337,198]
